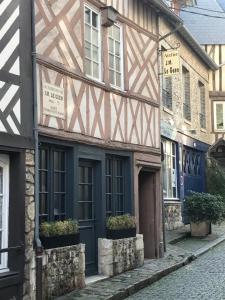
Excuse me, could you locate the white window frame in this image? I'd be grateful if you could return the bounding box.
[162,140,178,200]
[84,4,102,82]
[108,23,124,90]
[214,101,225,132]
[0,154,9,272]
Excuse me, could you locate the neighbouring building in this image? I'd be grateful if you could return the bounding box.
[160,1,218,229]
[180,0,225,164]
[31,0,174,293]
[0,0,34,299]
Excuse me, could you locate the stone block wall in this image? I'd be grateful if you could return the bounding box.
[164,202,183,230]
[98,234,144,277]
[42,244,85,299]
[24,150,36,300]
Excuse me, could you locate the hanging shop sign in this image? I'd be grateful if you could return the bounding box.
[163,50,180,77]
[42,82,65,119]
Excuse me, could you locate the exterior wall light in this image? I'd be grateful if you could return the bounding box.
[101,6,119,27]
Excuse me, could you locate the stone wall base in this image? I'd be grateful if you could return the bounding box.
[98,234,144,277]
[42,244,85,299]
[164,202,183,230]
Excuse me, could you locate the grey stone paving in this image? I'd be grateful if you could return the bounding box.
[57,245,192,300]
[127,241,225,300]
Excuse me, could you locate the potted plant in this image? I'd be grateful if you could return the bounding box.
[106,214,136,239]
[40,219,80,249]
[184,192,225,237]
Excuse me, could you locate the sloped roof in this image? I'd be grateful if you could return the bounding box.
[180,0,225,44]
[147,0,218,70]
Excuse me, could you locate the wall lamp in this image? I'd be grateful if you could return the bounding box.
[101,6,119,27]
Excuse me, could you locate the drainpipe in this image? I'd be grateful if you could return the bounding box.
[31,1,43,299]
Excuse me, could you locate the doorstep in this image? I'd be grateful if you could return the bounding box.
[85,275,109,286]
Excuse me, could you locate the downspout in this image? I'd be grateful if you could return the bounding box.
[31,1,43,299]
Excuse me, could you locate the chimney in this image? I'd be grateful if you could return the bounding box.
[171,0,181,16]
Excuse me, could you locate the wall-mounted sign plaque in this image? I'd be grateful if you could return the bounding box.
[43,82,65,119]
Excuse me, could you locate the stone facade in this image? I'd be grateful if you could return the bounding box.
[98,235,144,277]
[160,18,213,146]
[42,244,85,299]
[164,202,183,230]
[24,150,36,300]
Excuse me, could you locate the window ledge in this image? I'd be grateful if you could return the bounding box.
[184,119,192,126]
[164,199,181,204]
[200,128,207,133]
[163,107,173,115]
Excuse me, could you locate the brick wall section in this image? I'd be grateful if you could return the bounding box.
[98,235,144,277]
[42,244,85,299]
[24,150,36,300]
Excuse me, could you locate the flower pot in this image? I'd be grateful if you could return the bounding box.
[190,221,210,237]
[106,228,136,240]
[40,233,80,249]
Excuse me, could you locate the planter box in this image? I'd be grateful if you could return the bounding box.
[98,234,144,277]
[42,244,85,299]
[190,221,210,237]
[40,233,80,249]
[106,228,136,240]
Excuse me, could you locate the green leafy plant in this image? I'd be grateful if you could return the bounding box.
[106,214,136,230]
[206,157,225,199]
[40,219,79,237]
[184,192,225,224]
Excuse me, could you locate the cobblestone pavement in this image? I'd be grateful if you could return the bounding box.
[127,241,225,300]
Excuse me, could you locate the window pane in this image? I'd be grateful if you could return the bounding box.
[92,12,98,27]
[92,29,98,46]
[40,194,48,215]
[109,54,114,68]
[79,202,92,220]
[216,104,224,129]
[85,58,92,75]
[39,171,47,192]
[85,24,91,42]
[115,57,120,72]
[115,41,120,56]
[54,194,65,216]
[85,41,91,59]
[109,38,114,53]
[92,45,99,61]
[114,26,120,40]
[109,70,114,85]
[54,151,65,171]
[116,73,121,87]
[93,62,99,78]
[85,7,91,24]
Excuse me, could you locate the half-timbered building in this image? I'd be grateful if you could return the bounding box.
[0,0,34,299]
[33,0,168,280]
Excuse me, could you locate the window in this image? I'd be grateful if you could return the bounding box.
[199,82,206,129]
[162,140,178,199]
[78,162,94,221]
[0,155,9,271]
[84,6,101,80]
[182,67,191,121]
[162,77,172,110]
[39,147,67,223]
[108,24,123,88]
[214,102,225,131]
[183,148,201,176]
[106,156,125,217]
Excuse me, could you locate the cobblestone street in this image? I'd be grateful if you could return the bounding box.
[127,241,225,300]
